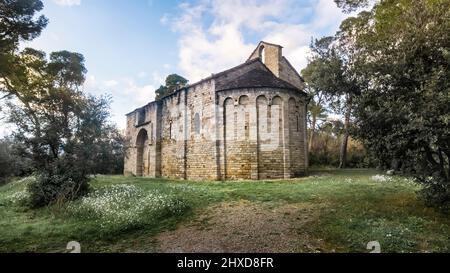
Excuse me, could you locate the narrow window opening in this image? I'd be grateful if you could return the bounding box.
[260,46,266,64]
[234,112,238,140]
[245,112,250,139]
[194,113,201,135]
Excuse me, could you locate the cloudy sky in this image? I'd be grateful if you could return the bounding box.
[3,0,354,135]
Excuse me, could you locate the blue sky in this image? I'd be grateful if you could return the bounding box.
[2,0,354,135]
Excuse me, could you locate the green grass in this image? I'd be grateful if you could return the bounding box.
[0,169,449,253]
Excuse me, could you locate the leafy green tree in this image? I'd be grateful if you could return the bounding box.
[302,36,360,168]
[4,48,117,206]
[300,73,328,151]
[1,0,48,100]
[0,137,33,184]
[335,0,450,211]
[334,0,371,13]
[155,74,188,100]
[85,125,125,175]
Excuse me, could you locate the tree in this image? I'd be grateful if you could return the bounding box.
[87,125,125,175]
[300,70,328,151]
[302,36,360,168]
[335,0,450,211]
[0,0,48,100]
[0,137,33,184]
[4,48,116,206]
[155,74,188,100]
[334,0,371,13]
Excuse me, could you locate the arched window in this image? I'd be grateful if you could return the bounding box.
[194,113,201,135]
[259,46,266,64]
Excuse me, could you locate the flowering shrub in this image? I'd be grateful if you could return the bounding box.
[66,184,188,230]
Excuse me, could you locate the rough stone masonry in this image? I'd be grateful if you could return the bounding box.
[124,41,309,180]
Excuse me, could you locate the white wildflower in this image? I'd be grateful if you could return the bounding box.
[66,184,188,230]
[371,175,393,182]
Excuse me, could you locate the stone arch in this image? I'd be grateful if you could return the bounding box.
[288,97,297,108]
[272,95,283,105]
[224,97,234,107]
[257,95,268,133]
[238,95,250,140]
[271,95,283,146]
[256,95,269,179]
[239,95,249,105]
[223,97,235,179]
[256,95,268,106]
[136,129,148,177]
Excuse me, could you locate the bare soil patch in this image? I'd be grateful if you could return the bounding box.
[155,200,322,253]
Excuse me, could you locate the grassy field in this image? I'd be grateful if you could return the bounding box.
[0,169,449,253]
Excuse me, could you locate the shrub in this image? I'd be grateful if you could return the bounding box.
[28,162,90,208]
[419,176,450,213]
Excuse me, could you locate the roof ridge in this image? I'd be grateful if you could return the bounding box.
[282,56,305,83]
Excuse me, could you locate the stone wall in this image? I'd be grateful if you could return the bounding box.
[216,88,307,180]
[124,41,308,180]
[248,42,282,77]
[124,85,307,180]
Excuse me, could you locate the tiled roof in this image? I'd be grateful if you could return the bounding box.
[216,67,299,92]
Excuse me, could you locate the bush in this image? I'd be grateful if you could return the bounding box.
[28,162,90,208]
[419,176,450,213]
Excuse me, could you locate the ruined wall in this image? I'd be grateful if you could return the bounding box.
[124,102,159,177]
[125,80,220,180]
[159,92,187,179]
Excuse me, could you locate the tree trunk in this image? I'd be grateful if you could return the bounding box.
[339,96,352,169]
[309,115,317,151]
[339,131,349,169]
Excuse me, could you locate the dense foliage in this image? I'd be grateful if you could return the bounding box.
[0,1,125,206]
[155,74,188,100]
[350,0,450,211]
[0,138,33,184]
[306,0,450,211]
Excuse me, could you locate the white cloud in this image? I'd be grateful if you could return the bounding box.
[53,0,81,7]
[83,74,159,129]
[103,80,119,88]
[165,0,352,82]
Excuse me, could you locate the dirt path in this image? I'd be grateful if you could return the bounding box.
[155,200,322,253]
